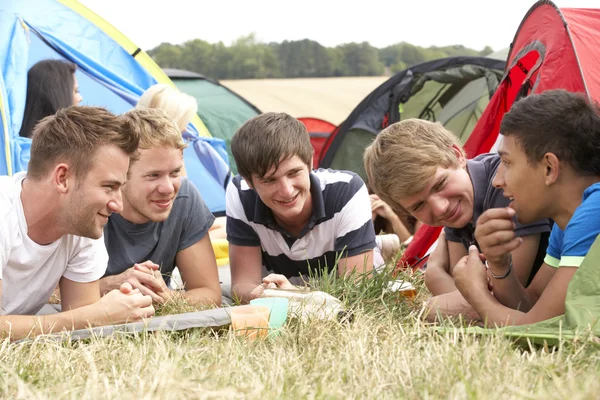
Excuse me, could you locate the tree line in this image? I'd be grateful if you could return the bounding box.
[148,34,494,80]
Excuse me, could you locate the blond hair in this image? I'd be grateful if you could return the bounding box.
[364,119,464,211]
[28,106,139,181]
[137,84,197,132]
[119,107,186,152]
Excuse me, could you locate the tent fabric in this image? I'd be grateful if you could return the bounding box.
[401,1,600,270]
[0,0,229,214]
[439,234,600,344]
[165,68,261,176]
[298,117,336,169]
[318,55,506,182]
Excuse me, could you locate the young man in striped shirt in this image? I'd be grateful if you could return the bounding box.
[226,112,376,303]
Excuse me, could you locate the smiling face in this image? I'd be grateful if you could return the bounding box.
[493,135,547,224]
[121,145,183,224]
[250,155,313,229]
[398,155,474,228]
[65,144,129,239]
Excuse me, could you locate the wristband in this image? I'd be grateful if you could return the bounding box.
[485,257,512,279]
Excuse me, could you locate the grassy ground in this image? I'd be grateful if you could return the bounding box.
[1,268,599,399]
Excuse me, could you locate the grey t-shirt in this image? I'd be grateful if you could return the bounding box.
[444,153,551,250]
[103,178,215,282]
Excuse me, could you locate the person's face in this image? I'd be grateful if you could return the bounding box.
[493,135,547,224]
[65,145,129,239]
[121,145,183,224]
[72,74,83,105]
[398,152,474,228]
[250,156,312,227]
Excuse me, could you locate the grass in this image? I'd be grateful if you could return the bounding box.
[1,266,599,399]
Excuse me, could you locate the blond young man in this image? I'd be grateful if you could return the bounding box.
[227,112,376,304]
[364,118,550,320]
[0,106,154,340]
[99,107,221,306]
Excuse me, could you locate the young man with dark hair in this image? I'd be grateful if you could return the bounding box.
[100,107,221,306]
[0,106,154,340]
[226,112,376,303]
[453,89,600,326]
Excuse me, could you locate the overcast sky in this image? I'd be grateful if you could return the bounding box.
[78,0,598,51]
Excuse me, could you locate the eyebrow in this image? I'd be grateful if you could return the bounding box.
[407,176,446,210]
[498,150,509,158]
[101,180,125,187]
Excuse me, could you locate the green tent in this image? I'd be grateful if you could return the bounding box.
[164,69,261,174]
[442,234,600,345]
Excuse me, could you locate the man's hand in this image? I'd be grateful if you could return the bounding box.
[370,194,397,222]
[93,282,155,325]
[452,245,490,302]
[100,261,165,303]
[249,274,296,299]
[475,207,522,269]
[132,263,174,304]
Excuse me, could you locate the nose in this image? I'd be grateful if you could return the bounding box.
[157,175,175,195]
[492,162,505,189]
[108,189,123,214]
[429,194,449,218]
[277,177,294,198]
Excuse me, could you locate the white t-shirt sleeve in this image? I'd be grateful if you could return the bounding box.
[62,235,109,283]
[0,214,10,280]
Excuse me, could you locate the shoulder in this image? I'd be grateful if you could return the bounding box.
[469,153,501,181]
[174,178,207,208]
[314,169,365,197]
[0,174,22,225]
[226,175,257,219]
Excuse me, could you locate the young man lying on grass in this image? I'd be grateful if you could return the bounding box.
[451,89,600,326]
[226,112,377,303]
[100,108,221,307]
[363,114,550,321]
[0,107,154,340]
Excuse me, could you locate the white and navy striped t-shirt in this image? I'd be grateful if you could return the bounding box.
[226,169,377,278]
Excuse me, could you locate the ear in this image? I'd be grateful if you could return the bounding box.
[542,152,560,185]
[52,163,71,194]
[451,144,467,168]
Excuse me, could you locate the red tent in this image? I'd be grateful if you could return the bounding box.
[400,0,600,269]
[298,117,337,169]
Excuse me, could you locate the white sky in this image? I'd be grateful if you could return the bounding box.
[79,0,598,52]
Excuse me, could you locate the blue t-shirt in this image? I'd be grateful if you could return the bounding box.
[544,183,600,268]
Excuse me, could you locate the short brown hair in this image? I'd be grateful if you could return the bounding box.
[364,119,464,211]
[119,107,186,152]
[501,89,600,175]
[231,112,313,181]
[28,106,139,180]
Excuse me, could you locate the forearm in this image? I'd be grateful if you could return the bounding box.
[183,286,222,307]
[99,275,118,295]
[464,287,531,327]
[424,290,479,322]
[231,282,260,304]
[0,305,105,341]
[487,261,536,311]
[389,215,412,243]
[425,266,457,295]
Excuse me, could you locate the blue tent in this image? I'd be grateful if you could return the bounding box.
[0,0,230,214]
